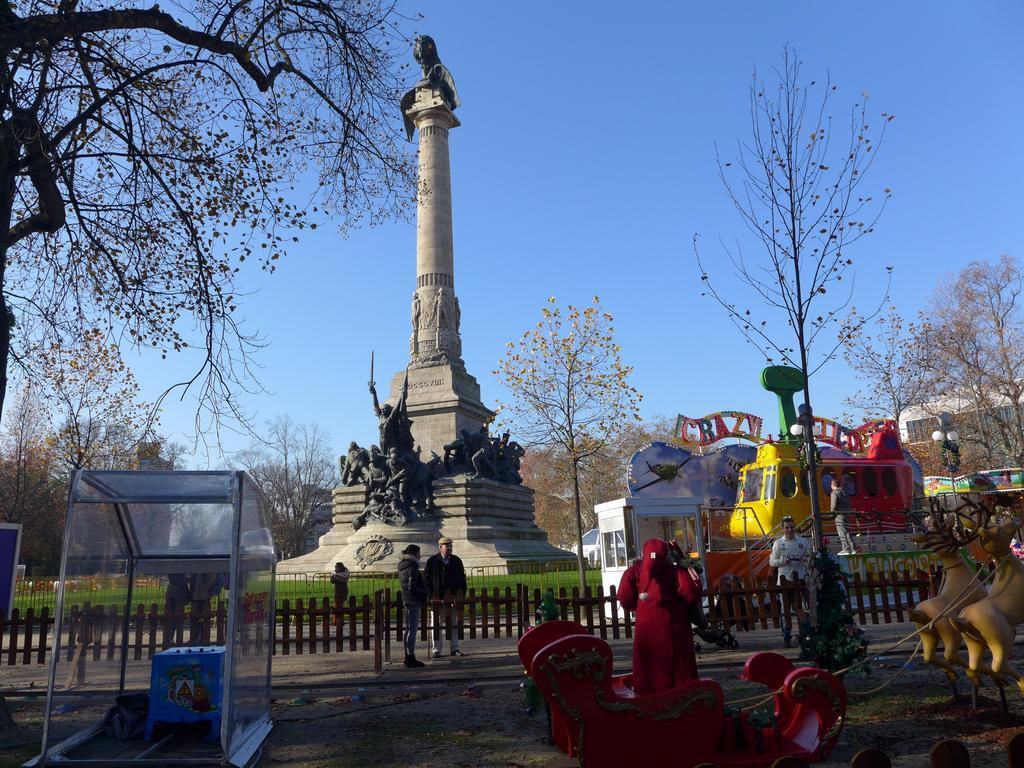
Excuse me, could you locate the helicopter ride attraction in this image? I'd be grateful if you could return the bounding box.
[595,366,931,595]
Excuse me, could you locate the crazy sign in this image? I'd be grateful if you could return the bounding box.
[675,410,897,452]
[675,411,764,447]
[812,416,864,452]
[813,417,900,453]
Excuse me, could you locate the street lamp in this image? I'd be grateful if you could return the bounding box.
[932,412,961,506]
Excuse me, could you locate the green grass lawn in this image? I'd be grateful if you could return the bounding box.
[14,565,602,615]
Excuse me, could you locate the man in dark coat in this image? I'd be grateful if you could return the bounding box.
[425,536,468,656]
[397,544,427,668]
[617,538,702,694]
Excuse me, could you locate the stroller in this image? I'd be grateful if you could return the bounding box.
[694,575,744,652]
[667,541,741,652]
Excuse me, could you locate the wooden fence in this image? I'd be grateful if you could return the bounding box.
[709,569,933,631]
[0,570,938,670]
[0,595,382,674]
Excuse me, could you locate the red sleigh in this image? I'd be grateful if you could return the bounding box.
[518,621,846,768]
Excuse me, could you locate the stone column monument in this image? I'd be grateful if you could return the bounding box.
[396,38,492,460]
[277,36,573,575]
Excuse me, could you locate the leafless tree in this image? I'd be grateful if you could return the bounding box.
[840,306,929,424]
[918,255,1024,468]
[696,48,893,546]
[0,0,413,437]
[236,415,337,559]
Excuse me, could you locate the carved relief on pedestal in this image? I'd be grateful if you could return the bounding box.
[411,284,462,364]
[410,290,422,356]
[433,286,461,357]
[355,535,394,569]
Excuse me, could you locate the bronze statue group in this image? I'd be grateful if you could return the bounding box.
[340,377,524,530]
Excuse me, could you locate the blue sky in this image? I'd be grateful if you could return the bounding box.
[127,2,1024,466]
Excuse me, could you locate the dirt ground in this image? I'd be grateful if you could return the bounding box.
[4,627,1024,767]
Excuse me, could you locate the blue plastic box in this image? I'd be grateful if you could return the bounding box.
[145,646,225,741]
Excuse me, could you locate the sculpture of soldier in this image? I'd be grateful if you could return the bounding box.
[365,446,387,491]
[469,425,497,480]
[340,441,370,486]
[506,441,525,484]
[494,434,525,484]
[370,373,414,457]
[354,448,396,530]
[443,429,473,473]
[386,447,411,510]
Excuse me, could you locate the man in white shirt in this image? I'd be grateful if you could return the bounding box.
[769,516,810,647]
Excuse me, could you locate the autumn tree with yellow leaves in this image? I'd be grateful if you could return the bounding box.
[38,330,155,472]
[522,415,676,550]
[495,297,642,586]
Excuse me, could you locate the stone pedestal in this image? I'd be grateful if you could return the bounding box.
[276,476,574,574]
[388,363,493,461]
[276,485,370,574]
[432,476,576,569]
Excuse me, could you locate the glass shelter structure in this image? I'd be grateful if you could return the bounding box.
[30,471,276,767]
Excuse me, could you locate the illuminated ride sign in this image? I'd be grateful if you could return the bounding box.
[675,410,898,454]
[675,411,763,447]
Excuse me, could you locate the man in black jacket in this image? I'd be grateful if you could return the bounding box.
[425,536,468,656]
[397,544,427,668]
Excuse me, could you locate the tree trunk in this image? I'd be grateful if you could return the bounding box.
[0,122,17,426]
[0,151,13,733]
[571,459,586,590]
[0,125,18,730]
[800,388,824,552]
[798,333,824,551]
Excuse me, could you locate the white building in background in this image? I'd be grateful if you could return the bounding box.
[899,393,1024,466]
[570,528,601,567]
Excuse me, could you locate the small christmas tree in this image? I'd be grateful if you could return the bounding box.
[798,549,867,672]
[536,589,560,624]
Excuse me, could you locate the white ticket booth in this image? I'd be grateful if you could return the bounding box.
[594,497,707,599]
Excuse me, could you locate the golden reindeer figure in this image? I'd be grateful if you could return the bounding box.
[949,509,1024,692]
[907,510,989,682]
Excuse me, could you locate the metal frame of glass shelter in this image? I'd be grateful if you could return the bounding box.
[30,471,276,768]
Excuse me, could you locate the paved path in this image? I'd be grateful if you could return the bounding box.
[0,620,995,696]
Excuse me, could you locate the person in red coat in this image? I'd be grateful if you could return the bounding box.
[617,538,703,694]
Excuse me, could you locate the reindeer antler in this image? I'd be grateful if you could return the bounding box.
[956,495,996,542]
[916,495,992,554]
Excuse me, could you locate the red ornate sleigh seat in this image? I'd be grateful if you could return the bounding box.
[519,621,846,768]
